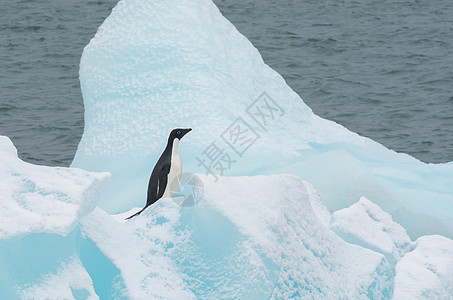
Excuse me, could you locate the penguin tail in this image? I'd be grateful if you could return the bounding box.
[125,207,146,220]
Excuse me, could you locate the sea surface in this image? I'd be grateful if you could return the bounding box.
[1,0,452,166]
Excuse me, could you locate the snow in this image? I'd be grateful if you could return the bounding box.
[18,257,98,300]
[0,136,110,298]
[330,197,415,263]
[394,235,453,299]
[1,0,453,298]
[196,175,392,299]
[79,175,392,299]
[0,136,110,238]
[80,206,195,299]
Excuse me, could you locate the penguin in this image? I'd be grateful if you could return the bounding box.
[126,128,192,219]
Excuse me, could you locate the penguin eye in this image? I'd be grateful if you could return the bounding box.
[177,130,181,135]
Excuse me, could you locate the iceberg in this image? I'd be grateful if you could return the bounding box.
[1,0,453,298]
[73,0,453,240]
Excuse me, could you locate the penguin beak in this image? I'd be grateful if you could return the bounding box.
[180,128,192,139]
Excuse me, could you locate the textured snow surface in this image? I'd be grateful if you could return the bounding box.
[1,0,453,298]
[0,136,110,298]
[330,197,416,263]
[394,235,453,299]
[18,257,98,300]
[80,206,195,299]
[78,175,393,299]
[0,136,110,238]
[195,175,392,299]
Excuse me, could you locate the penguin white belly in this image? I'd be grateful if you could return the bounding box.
[163,139,182,198]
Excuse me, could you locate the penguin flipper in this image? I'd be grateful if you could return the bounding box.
[127,164,171,220]
[156,169,169,199]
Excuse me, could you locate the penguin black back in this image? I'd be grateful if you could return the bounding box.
[126,128,191,219]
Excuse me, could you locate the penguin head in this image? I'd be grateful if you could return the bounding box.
[170,128,192,140]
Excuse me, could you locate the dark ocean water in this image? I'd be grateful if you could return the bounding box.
[1,0,452,166]
[0,0,117,166]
